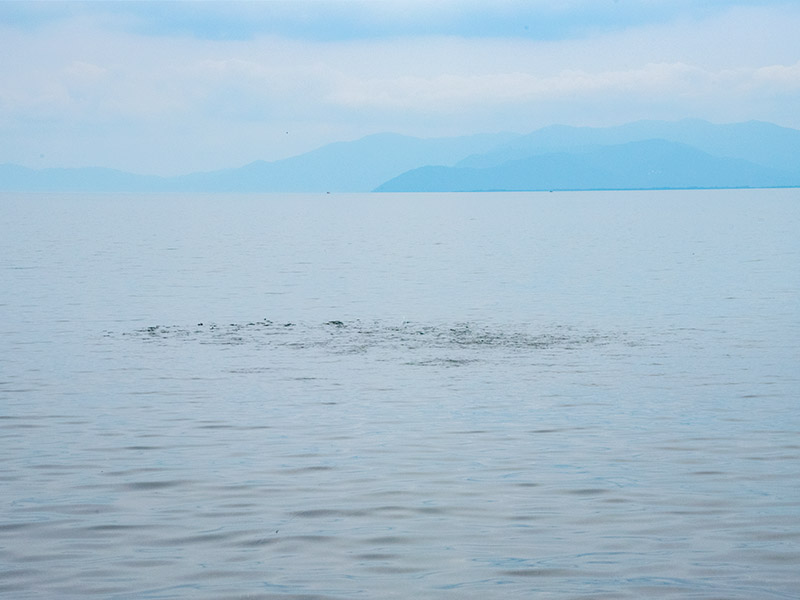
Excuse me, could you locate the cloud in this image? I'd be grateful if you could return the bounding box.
[3,6,798,116]
[750,61,800,89]
[324,60,800,115]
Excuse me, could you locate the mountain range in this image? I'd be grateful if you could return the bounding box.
[2,120,799,193]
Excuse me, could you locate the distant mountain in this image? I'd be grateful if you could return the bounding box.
[454,119,800,173]
[2,120,799,193]
[374,139,800,192]
[0,132,517,194]
[167,132,517,193]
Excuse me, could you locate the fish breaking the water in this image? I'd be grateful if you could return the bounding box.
[120,319,623,363]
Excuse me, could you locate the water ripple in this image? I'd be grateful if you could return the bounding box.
[118,319,623,364]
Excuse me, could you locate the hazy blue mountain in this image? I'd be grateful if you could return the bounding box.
[161,132,518,193]
[0,132,515,193]
[374,139,799,192]
[3,120,799,193]
[456,119,800,173]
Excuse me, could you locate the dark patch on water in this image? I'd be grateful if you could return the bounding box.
[121,480,193,491]
[119,319,621,363]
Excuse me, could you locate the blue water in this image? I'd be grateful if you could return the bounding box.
[1,189,799,598]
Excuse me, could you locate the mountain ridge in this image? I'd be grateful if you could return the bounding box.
[375,139,799,192]
[454,119,800,173]
[2,120,799,193]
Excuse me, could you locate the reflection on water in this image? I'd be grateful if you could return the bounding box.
[1,190,799,599]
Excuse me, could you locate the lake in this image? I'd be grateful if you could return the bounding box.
[1,189,799,599]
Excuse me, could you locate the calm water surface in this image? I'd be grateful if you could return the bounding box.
[1,190,799,599]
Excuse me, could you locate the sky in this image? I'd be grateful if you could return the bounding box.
[1,0,799,175]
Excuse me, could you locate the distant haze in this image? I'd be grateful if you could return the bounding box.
[0,1,799,176]
[2,120,799,193]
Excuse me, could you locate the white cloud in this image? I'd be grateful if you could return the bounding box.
[325,60,800,113]
[750,61,800,89]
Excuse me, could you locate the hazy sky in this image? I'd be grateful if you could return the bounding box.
[2,0,799,175]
